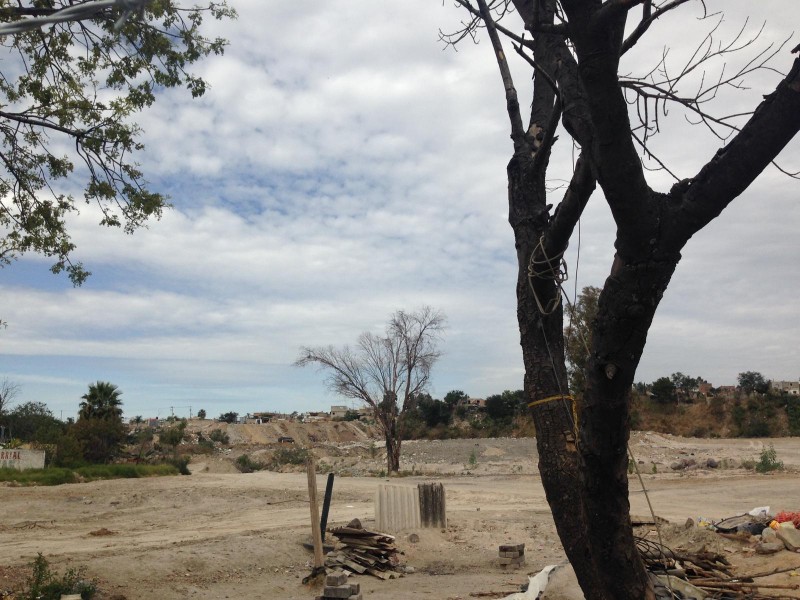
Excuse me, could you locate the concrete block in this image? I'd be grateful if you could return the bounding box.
[349,582,360,595]
[323,584,353,598]
[499,543,525,553]
[326,570,347,586]
[500,551,523,558]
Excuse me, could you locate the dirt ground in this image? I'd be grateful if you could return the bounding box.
[2,432,800,599]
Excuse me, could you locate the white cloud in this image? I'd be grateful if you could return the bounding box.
[1,0,798,419]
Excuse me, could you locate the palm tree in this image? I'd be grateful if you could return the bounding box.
[79,381,123,421]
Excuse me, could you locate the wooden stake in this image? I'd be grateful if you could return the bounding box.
[306,456,324,569]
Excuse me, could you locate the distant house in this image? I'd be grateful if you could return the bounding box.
[772,380,800,396]
[304,411,328,422]
[458,397,486,410]
[330,405,349,419]
[698,382,713,396]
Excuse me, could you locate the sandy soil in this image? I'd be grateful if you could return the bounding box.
[2,432,800,599]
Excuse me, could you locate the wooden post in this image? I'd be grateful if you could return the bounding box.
[320,473,335,542]
[306,456,324,569]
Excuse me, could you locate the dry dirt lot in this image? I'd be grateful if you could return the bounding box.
[2,433,800,599]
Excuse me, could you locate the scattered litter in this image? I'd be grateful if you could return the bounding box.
[500,564,562,600]
[775,511,800,529]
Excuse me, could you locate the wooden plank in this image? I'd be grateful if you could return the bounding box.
[306,457,324,569]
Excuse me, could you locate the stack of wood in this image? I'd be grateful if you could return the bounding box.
[325,525,402,580]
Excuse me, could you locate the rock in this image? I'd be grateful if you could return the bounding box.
[777,525,800,551]
[408,533,420,543]
[706,458,718,468]
[684,518,695,529]
[670,462,684,471]
[762,528,778,543]
[346,518,363,529]
[756,542,785,555]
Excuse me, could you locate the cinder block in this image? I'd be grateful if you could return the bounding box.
[349,582,360,595]
[326,570,348,586]
[499,543,525,553]
[500,551,522,558]
[323,584,353,599]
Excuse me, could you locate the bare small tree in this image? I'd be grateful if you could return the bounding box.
[297,306,445,473]
[0,378,20,416]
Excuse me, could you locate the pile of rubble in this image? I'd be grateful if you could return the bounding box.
[636,507,800,599]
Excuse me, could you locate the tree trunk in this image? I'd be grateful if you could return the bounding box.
[508,148,606,598]
[383,417,401,473]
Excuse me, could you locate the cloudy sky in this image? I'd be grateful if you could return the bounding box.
[1,0,798,421]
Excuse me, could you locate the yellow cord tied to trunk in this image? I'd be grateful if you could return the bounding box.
[528,394,578,432]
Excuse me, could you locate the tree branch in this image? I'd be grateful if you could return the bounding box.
[476,0,526,150]
[621,0,693,55]
[677,50,800,236]
[547,153,596,252]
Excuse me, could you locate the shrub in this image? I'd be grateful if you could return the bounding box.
[270,447,309,469]
[168,456,191,475]
[755,445,783,473]
[23,553,96,600]
[235,454,265,473]
[788,398,800,436]
[209,429,229,444]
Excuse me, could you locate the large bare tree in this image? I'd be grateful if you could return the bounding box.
[297,306,445,473]
[444,1,799,598]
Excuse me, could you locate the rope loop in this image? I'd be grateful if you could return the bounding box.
[527,236,568,315]
[528,393,577,433]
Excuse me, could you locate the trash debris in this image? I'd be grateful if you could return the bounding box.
[774,511,800,529]
[637,536,800,599]
[714,513,770,535]
[500,564,562,600]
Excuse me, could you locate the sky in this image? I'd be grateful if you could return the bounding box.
[1,1,798,421]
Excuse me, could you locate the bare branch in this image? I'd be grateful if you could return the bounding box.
[677,52,800,236]
[475,0,527,148]
[547,153,596,252]
[621,0,693,55]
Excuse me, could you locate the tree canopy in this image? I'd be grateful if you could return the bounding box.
[0,0,234,284]
[79,380,123,420]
